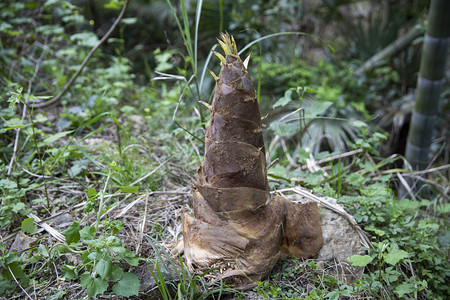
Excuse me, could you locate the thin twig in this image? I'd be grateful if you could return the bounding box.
[301,148,364,170]
[32,0,130,108]
[28,213,66,243]
[7,265,34,300]
[130,156,172,186]
[7,45,46,178]
[6,104,26,178]
[402,164,449,176]
[355,25,424,75]
[407,175,450,201]
[123,144,149,153]
[136,193,149,254]
[17,163,53,179]
[396,172,416,200]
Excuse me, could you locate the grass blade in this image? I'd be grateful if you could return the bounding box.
[238,31,334,56]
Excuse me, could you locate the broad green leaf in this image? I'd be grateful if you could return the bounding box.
[125,256,140,267]
[95,258,112,280]
[2,261,29,286]
[359,161,376,173]
[305,101,333,119]
[365,225,386,237]
[437,231,450,248]
[347,255,373,267]
[380,267,400,283]
[21,218,37,234]
[12,202,25,213]
[112,272,140,297]
[110,265,124,281]
[88,187,97,199]
[297,148,310,164]
[122,249,141,266]
[0,179,18,190]
[111,245,127,255]
[351,120,368,128]
[68,162,86,178]
[273,89,293,108]
[270,121,299,137]
[345,173,366,187]
[384,249,409,265]
[119,186,139,193]
[80,226,96,240]
[325,291,340,300]
[64,222,80,244]
[34,114,48,123]
[63,265,78,280]
[87,251,102,261]
[81,273,108,297]
[394,282,416,297]
[71,32,99,47]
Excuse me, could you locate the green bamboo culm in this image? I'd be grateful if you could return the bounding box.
[405,0,450,172]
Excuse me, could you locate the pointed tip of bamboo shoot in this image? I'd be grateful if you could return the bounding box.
[243,53,252,69]
[199,100,212,111]
[212,50,226,64]
[230,34,238,54]
[218,32,239,58]
[207,68,219,81]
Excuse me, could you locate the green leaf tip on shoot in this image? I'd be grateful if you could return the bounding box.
[217,32,239,57]
[212,50,226,64]
[207,68,219,81]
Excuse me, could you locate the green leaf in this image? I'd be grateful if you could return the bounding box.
[0,179,18,190]
[21,218,37,234]
[305,101,333,119]
[110,265,124,281]
[122,249,140,266]
[2,261,29,286]
[273,89,293,108]
[384,249,409,265]
[41,130,74,145]
[359,161,376,173]
[70,32,99,47]
[79,226,96,240]
[63,265,78,280]
[351,120,368,128]
[119,186,139,193]
[124,255,140,266]
[80,273,108,297]
[121,17,137,25]
[112,272,140,297]
[394,282,416,297]
[12,202,25,213]
[95,258,112,280]
[437,231,450,247]
[7,87,23,111]
[345,173,366,187]
[347,255,373,267]
[270,121,299,137]
[297,148,310,164]
[68,162,86,178]
[87,251,102,261]
[326,291,340,300]
[63,221,81,244]
[88,187,97,199]
[365,225,386,237]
